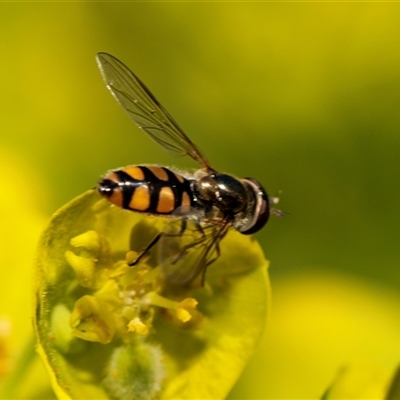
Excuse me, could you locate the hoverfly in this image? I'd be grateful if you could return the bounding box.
[96,53,276,286]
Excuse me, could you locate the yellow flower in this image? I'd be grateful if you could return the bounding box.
[34,190,270,399]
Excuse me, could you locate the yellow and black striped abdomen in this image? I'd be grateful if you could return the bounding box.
[98,166,194,215]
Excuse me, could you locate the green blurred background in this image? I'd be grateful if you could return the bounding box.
[1,3,400,399]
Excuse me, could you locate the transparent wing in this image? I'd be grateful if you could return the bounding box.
[96,52,213,171]
[158,214,230,286]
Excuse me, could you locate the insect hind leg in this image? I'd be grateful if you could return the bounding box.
[128,217,188,267]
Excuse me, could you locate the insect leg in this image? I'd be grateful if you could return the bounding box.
[199,222,230,285]
[129,232,162,266]
[170,234,209,265]
[129,217,188,267]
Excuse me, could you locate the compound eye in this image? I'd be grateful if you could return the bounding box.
[240,178,270,235]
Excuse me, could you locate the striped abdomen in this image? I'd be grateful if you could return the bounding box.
[97,165,194,215]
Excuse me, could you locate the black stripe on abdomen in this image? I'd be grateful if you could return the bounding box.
[114,169,138,210]
[115,166,194,214]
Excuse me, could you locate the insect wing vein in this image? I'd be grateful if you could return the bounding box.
[159,217,228,285]
[96,52,211,170]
